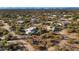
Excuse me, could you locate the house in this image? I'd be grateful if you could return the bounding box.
[31,17,40,24]
[63,15,72,17]
[48,15,54,19]
[46,26,52,31]
[60,18,71,28]
[17,20,24,24]
[77,19,79,22]
[52,26,62,32]
[0,36,5,40]
[17,15,24,24]
[52,23,63,32]
[62,21,70,28]
[52,27,55,32]
[24,27,37,35]
[52,15,57,17]
[68,18,73,21]
[42,25,52,31]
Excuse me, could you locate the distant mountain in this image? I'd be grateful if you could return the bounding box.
[0,7,79,10]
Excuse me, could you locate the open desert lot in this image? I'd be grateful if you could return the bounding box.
[0,8,79,51]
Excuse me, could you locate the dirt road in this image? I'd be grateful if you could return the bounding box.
[8,40,35,51]
[0,20,35,51]
[59,29,79,39]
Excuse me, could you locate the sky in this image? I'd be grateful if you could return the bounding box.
[0,0,79,7]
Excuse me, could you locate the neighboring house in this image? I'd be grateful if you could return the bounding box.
[17,15,24,24]
[42,25,52,31]
[60,18,68,21]
[52,27,55,32]
[17,20,24,24]
[45,21,53,25]
[24,27,37,35]
[52,23,63,32]
[52,15,57,17]
[63,15,72,17]
[46,26,52,31]
[62,21,70,28]
[0,36,5,40]
[52,26,62,32]
[60,18,71,28]
[31,18,40,24]
[77,19,79,22]
[48,15,55,19]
